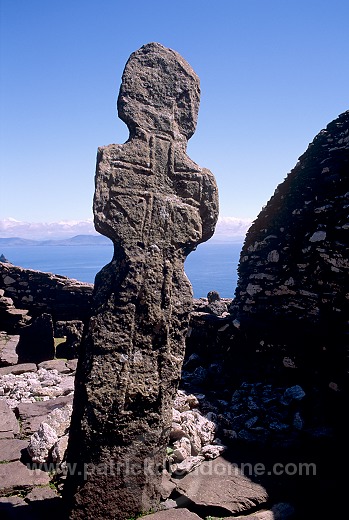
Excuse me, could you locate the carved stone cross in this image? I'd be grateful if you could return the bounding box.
[64,42,218,519]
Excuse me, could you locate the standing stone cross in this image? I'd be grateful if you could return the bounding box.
[64,42,218,520]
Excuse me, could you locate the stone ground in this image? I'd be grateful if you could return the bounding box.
[0,357,342,519]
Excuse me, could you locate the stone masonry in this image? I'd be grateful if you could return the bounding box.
[0,263,93,323]
[64,42,219,520]
[233,110,349,395]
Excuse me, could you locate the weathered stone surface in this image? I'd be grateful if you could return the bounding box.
[174,457,269,515]
[0,460,50,493]
[146,509,202,519]
[27,422,59,463]
[17,395,73,436]
[0,263,93,323]
[0,333,19,366]
[0,439,28,462]
[0,399,19,437]
[64,42,218,520]
[17,313,55,364]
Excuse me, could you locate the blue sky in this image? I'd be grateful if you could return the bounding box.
[1,0,348,225]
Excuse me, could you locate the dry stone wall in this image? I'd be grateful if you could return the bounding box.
[0,263,93,323]
[233,110,349,394]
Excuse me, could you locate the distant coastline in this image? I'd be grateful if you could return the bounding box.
[0,234,112,247]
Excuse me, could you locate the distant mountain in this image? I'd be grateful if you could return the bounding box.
[0,237,39,246]
[0,216,252,242]
[0,235,112,247]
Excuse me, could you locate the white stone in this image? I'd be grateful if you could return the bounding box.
[175,455,205,475]
[28,422,58,463]
[52,434,69,463]
[246,283,262,296]
[45,403,73,436]
[309,230,327,242]
[173,436,191,458]
[201,444,226,460]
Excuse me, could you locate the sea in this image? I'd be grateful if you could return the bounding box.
[0,242,242,299]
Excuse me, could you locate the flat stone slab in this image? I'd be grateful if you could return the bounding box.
[0,438,28,462]
[37,359,71,373]
[146,509,201,519]
[0,398,20,437]
[16,395,73,435]
[0,460,50,493]
[25,486,59,501]
[0,364,37,376]
[0,333,19,366]
[173,456,269,515]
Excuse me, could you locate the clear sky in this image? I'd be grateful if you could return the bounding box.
[1,0,348,224]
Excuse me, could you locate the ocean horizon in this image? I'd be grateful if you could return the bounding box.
[0,241,242,299]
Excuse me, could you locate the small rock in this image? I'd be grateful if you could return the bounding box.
[174,455,205,476]
[27,422,58,463]
[52,434,69,463]
[201,443,226,459]
[280,385,305,405]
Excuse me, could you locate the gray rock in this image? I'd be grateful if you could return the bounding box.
[280,385,305,405]
[64,42,218,520]
[174,456,269,514]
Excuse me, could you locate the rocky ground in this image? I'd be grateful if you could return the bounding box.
[0,311,343,520]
